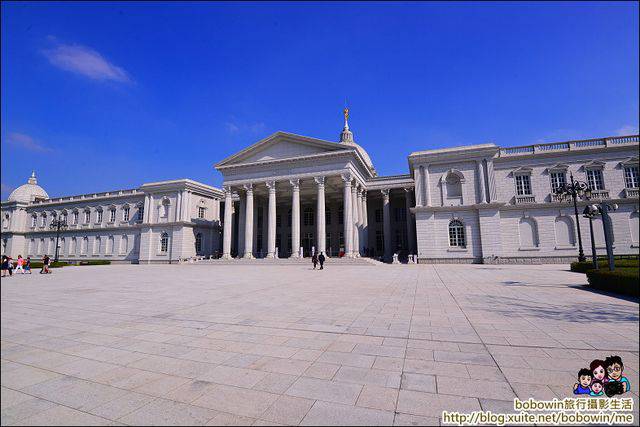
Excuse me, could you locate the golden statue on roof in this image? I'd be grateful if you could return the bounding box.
[343,107,349,122]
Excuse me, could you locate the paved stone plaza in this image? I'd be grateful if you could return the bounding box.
[1,263,638,425]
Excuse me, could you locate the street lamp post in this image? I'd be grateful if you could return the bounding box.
[554,173,591,263]
[599,203,618,272]
[49,218,68,263]
[583,205,599,270]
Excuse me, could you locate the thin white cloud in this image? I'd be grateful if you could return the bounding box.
[43,41,131,83]
[4,132,52,153]
[616,125,639,136]
[224,120,266,135]
[225,122,240,134]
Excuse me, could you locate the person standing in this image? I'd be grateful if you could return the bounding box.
[41,255,51,274]
[311,253,318,269]
[15,255,24,274]
[6,256,13,276]
[1,255,8,278]
[318,252,325,270]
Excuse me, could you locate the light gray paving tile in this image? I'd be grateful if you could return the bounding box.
[401,373,436,393]
[192,384,279,418]
[436,377,516,400]
[285,377,363,405]
[397,390,481,418]
[119,397,219,425]
[317,351,376,369]
[261,395,315,425]
[301,401,395,426]
[18,404,117,426]
[356,384,398,411]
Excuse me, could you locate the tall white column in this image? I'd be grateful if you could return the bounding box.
[266,181,276,258]
[290,179,301,258]
[243,183,254,258]
[176,191,183,222]
[486,159,497,202]
[414,167,424,207]
[382,189,392,261]
[238,193,245,256]
[424,165,431,206]
[351,183,360,256]
[404,188,416,254]
[361,190,368,255]
[222,186,233,259]
[357,188,365,254]
[315,176,326,255]
[182,191,191,221]
[143,194,151,224]
[342,174,353,256]
[477,160,487,203]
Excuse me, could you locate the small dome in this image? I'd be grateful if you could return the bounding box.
[8,172,49,203]
[339,111,377,176]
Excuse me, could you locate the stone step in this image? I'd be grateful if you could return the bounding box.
[185,256,378,266]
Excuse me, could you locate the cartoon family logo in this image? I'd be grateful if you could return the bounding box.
[573,355,631,397]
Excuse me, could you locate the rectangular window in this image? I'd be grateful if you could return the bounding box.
[198,206,206,219]
[515,174,532,195]
[137,206,144,222]
[85,211,91,224]
[550,171,566,191]
[624,166,639,189]
[97,211,103,223]
[31,216,37,227]
[70,237,76,255]
[123,207,130,221]
[81,237,88,255]
[41,216,46,227]
[73,211,79,224]
[586,169,604,191]
[109,209,116,223]
[39,238,44,255]
[94,237,101,254]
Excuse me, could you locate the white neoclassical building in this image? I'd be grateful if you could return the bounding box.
[2,111,639,264]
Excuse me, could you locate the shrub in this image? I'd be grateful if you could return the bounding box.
[571,259,639,273]
[586,268,639,297]
[27,261,68,269]
[79,260,111,266]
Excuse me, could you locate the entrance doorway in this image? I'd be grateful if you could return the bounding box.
[302,232,314,257]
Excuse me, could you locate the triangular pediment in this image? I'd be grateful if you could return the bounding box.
[216,131,352,168]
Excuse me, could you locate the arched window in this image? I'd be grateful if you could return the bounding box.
[554,216,576,247]
[120,235,128,254]
[3,213,9,228]
[160,232,169,252]
[161,198,170,218]
[31,214,37,228]
[519,217,539,248]
[303,207,314,226]
[81,237,88,254]
[448,219,466,247]
[107,236,114,254]
[60,237,66,255]
[445,174,462,198]
[70,237,77,255]
[195,233,202,253]
[94,236,101,254]
[40,213,47,227]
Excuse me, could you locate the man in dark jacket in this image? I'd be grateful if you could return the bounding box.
[312,253,318,269]
[318,252,325,270]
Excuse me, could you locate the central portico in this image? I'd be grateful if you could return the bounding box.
[215,110,417,260]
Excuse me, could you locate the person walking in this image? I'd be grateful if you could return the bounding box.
[311,253,318,270]
[318,252,325,270]
[1,255,8,278]
[15,255,24,274]
[24,257,32,274]
[6,256,13,276]
[41,255,51,274]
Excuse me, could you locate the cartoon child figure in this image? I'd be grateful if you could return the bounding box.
[573,368,592,395]
[590,380,604,396]
[590,359,608,383]
[604,355,630,393]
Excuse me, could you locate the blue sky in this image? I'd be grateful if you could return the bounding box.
[2,1,638,199]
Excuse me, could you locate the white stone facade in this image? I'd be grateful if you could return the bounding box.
[2,119,638,264]
[1,178,223,264]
